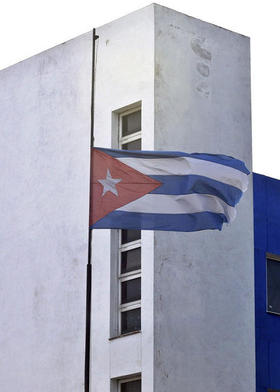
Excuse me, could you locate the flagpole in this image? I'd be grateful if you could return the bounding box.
[85,27,99,392]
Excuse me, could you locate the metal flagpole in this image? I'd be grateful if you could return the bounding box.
[85,27,99,392]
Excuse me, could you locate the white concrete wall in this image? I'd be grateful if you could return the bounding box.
[92,5,155,392]
[0,34,92,391]
[153,5,254,392]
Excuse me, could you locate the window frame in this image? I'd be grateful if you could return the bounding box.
[266,252,280,315]
[118,232,141,334]
[118,105,142,335]
[119,107,141,147]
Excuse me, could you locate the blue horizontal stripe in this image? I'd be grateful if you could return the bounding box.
[149,175,242,207]
[94,147,250,174]
[91,211,228,232]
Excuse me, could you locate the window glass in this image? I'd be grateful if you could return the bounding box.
[122,111,141,137]
[121,229,141,244]
[121,278,141,304]
[122,139,141,150]
[120,379,141,392]
[121,248,141,274]
[121,308,141,334]
[267,258,280,314]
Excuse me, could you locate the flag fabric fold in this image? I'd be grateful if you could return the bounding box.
[90,147,250,232]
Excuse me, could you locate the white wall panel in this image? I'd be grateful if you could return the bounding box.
[0,33,92,391]
[154,5,254,392]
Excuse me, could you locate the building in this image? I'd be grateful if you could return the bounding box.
[0,4,256,392]
[254,174,280,392]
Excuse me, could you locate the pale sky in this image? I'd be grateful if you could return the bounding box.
[1,0,279,179]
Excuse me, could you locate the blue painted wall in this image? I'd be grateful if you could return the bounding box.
[254,173,280,391]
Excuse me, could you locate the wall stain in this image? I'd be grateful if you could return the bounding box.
[186,261,193,269]
[38,55,58,76]
[196,81,210,98]
[191,37,212,61]
[169,23,181,30]
[196,62,210,77]
[191,36,212,98]
[155,62,161,79]
[33,285,45,321]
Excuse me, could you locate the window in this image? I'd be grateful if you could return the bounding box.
[118,377,141,392]
[119,108,141,150]
[119,230,141,334]
[119,106,141,334]
[268,389,280,392]
[267,253,280,315]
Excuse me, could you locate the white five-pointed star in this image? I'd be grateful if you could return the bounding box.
[98,169,122,197]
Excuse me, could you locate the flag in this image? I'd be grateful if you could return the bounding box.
[90,147,249,232]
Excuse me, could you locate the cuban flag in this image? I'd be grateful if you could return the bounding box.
[90,147,249,232]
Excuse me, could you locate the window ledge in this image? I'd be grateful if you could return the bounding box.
[109,330,141,341]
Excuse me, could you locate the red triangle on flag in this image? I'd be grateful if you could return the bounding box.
[90,149,162,226]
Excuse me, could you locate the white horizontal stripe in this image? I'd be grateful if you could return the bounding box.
[117,193,236,222]
[117,156,248,192]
